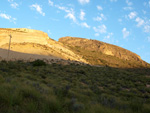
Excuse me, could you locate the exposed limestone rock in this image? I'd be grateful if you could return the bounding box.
[0,28,88,63]
[0,28,49,46]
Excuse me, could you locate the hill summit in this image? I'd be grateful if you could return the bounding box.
[59,36,149,68]
[59,36,141,61]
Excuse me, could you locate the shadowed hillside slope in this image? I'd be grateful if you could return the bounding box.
[59,36,150,68]
[0,48,60,61]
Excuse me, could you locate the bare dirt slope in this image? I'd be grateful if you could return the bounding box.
[0,48,60,61]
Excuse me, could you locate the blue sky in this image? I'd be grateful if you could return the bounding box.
[0,0,150,63]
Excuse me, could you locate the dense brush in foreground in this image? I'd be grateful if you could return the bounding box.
[0,60,150,113]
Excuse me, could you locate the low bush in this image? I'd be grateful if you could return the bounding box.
[30,59,46,66]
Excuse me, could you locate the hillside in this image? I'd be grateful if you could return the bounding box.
[0,28,87,63]
[0,60,150,113]
[0,28,150,113]
[59,36,150,68]
[0,28,150,68]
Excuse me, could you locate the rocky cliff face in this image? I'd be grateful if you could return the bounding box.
[0,28,87,63]
[59,36,141,62]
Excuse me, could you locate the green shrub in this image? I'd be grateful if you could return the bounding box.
[30,60,46,66]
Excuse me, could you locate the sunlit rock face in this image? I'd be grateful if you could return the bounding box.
[0,28,88,63]
[59,36,141,61]
[0,28,49,46]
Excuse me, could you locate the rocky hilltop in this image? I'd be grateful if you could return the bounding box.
[0,28,87,63]
[59,36,149,68]
[59,36,141,61]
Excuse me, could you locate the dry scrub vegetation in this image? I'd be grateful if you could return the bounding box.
[0,60,150,113]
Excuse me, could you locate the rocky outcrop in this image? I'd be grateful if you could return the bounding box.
[59,36,141,62]
[0,28,49,46]
[0,28,88,63]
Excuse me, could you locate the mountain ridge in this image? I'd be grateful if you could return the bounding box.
[0,28,149,68]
